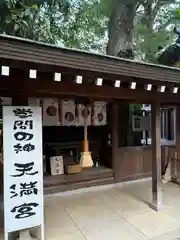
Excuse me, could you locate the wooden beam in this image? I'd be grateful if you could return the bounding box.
[18,79,180,103]
[151,102,162,211]
[0,59,179,89]
[0,75,180,103]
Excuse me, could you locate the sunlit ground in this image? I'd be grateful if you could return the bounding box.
[1,179,180,239]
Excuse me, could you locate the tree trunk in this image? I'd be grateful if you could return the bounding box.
[143,1,154,62]
[107,0,137,146]
[107,0,137,58]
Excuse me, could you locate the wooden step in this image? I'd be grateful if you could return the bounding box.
[44,177,114,195]
[44,167,113,187]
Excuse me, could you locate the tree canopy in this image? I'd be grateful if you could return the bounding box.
[0,0,180,62]
[0,0,107,52]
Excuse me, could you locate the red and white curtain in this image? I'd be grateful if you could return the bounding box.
[28,98,40,106]
[92,101,107,126]
[41,98,61,126]
[76,104,92,126]
[28,98,107,127]
[0,97,12,106]
[61,100,76,126]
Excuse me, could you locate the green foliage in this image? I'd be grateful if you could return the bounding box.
[0,0,108,52]
[134,0,180,63]
[95,0,113,18]
[58,0,108,51]
[1,0,180,60]
[0,0,71,43]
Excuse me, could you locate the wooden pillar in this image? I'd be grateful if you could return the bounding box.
[111,102,119,181]
[151,102,162,211]
[10,68,28,106]
[118,102,129,147]
[175,105,180,150]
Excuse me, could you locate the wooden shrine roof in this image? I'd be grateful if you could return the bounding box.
[0,34,180,85]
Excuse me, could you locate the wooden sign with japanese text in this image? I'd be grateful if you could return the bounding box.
[3,106,44,237]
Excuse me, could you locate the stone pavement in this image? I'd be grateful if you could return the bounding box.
[1,179,180,239]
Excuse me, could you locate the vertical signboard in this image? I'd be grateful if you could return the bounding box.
[3,106,44,239]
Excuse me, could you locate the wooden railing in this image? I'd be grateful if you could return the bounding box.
[171,152,180,183]
[161,147,180,184]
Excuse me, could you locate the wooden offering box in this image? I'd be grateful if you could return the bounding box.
[64,164,82,175]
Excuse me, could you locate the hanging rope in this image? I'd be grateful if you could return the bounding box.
[83,106,89,151]
[84,116,88,141]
